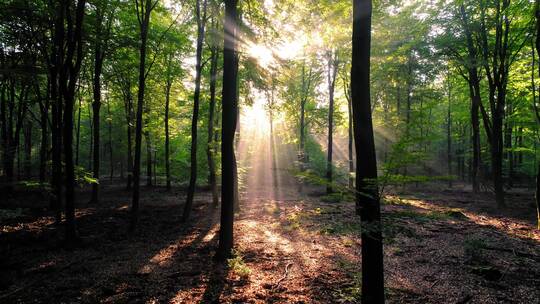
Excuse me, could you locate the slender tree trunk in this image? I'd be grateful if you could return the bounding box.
[534,3,540,228]
[492,110,505,207]
[504,99,513,188]
[87,101,93,170]
[183,0,207,222]
[39,96,48,183]
[145,123,152,186]
[326,52,337,194]
[59,0,86,243]
[348,88,354,189]
[131,0,153,232]
[352,0,385,302]
[460,5,482,193]
[125,90,133,189]
[75,95,82,166]
[447,78,452,188]
[300,63,306,155]
[90,49,104,204]
[207,46,219,205]
[217,0,239,261]
[165,78,172,190]
[24,121,32,178]
[108,99,113,181]
[50,79,62,223]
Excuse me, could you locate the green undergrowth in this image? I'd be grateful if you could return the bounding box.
[228,249,251,279]
[333,258,362,302]
[385,208,466,222]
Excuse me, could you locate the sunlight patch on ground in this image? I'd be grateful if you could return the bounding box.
[385,195,540,242]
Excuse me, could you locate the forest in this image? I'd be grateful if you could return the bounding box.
[0,0,539,303]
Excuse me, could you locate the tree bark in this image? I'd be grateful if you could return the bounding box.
[534,0,540,229]
[351,0,385,302]
[145,123,152,186]
[75,94,82,166]
[183,0,208,222]
[24,121,32,178]
[90,37,104,204]
[165,74,172,190]
[207,45,219,205]
[107,99,113,181]
[131,0,155,232]
[447,77,452,188]
[326,51,338,194]
[217,0,239,261]
[58,0,86,243]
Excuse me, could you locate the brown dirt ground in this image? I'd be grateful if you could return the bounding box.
[0,181,539,304]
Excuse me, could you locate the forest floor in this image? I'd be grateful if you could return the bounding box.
[1,181,540,304]
[1,132,540,303]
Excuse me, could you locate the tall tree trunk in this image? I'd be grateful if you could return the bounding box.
[108,99,113,181]
[58,0,86,243]
[351,0,385,302]
[131,0,154,232]
[447,78,452,188]
[207,46,219,205]
[145,121,152,186]
[90,44,104,204]
[504,100,513,188]
[326,51,337,194]
[299,63,306,155]
[164,77,172,190]
[347,85,354,189]
[125,88,133,189]
[75,94,82,166]
[24,121,32,178]
[183,0,207,222]
[87,101,93,170]
[534,2,540,228]
[217,0,239,261]
[39,92,49,183]
[460,3,487,194]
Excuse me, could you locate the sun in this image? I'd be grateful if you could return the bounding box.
[245,42,275,69]
[245,38,306,69]
[240,90,271,136]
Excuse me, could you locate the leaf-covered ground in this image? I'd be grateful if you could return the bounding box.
[1,182,539,304]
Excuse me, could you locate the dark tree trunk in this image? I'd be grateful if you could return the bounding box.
[326,51,337,194]
[75,94,82,166]
[207,45,219,205]
[145,125,152,186]
[351,0,385,303]
[183,0,207,222]
[505,120,513,189]
[87,101,93,170]
[124,86,133,190]
[165,77,172,190]
[90,43,104,204]
[50,78,62,223]
[478,0,511,208]
[217,0,239,261]
[131,0,155,232]
[58,0,86,243]
[2,80,26,186]
[447,79,452,188]
[24,121,32,178]
[107,99,113,181]
[299,63,306,154]
[345,83,354,189]
[39,94,49,183]
[535,0,540,229]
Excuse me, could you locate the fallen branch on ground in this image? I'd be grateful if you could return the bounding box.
[272,262,293,290]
